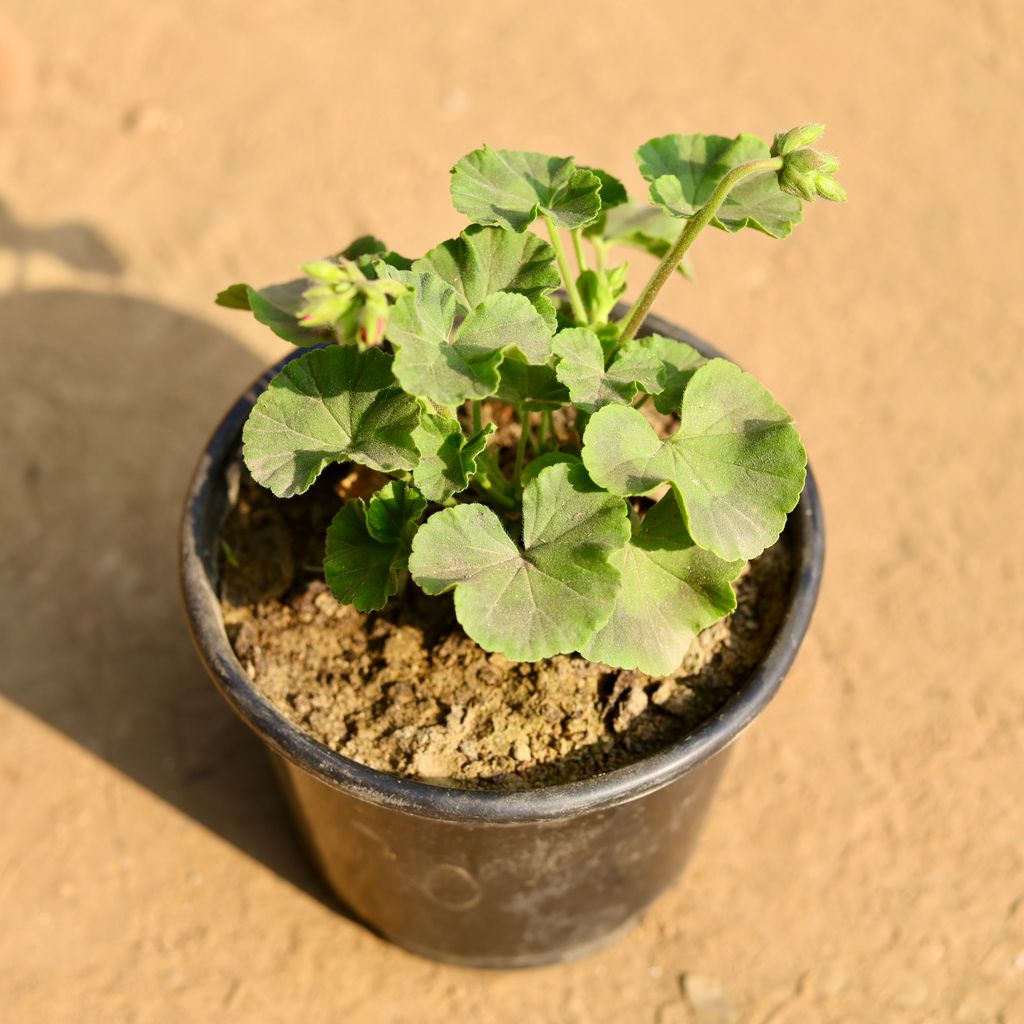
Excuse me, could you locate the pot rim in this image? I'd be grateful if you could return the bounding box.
[179,310,824,824]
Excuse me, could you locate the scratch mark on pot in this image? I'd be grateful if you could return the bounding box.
[423,864,482,910]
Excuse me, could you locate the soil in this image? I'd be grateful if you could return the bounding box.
[219,461,793,789]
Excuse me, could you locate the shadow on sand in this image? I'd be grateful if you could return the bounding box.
[0,245,334,907]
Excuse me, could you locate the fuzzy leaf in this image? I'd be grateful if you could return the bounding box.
[494,359,570,409]
[581,359,806,560]
[637,133,802,239]
[387,273,552,405]
[414,225,559,324]
[324,481,425,612]
[577,265,629,325]
[450,147,602,232]
[520,451,580,487]
[639,333,708,414]
[214,283,252,309]
[216,282,330,346]
[408,463,629,661]
[582,166,628,211]
[580,495,743,675]
[412,410,495,502]
[365,479,427,544]
[340,235,388,259]
[242,346,419,498]
[553,328,662,413]
[585,202,693,278]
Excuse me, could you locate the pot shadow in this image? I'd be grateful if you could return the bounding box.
[0,280,335,908]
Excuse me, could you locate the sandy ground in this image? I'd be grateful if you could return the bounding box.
[1,1,1022,1021]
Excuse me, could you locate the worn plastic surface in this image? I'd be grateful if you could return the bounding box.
[179,312,825,967]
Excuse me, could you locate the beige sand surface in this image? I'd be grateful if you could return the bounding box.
[1,2,1022,1021]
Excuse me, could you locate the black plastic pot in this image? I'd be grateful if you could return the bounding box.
[180,311,824,969]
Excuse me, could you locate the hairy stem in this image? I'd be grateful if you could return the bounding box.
[571,228,588,273]
[617,157,782,344]
[544,216,587,324]
[471,399,482,434]
[513,409,530,486]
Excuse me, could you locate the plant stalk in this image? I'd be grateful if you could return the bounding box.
[571,228,588,273]
[513,409,530,486]
[471,399,482,434]
[544,216,587,324]
[617,157,782,344]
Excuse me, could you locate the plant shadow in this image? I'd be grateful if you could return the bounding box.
[0,280,336,909]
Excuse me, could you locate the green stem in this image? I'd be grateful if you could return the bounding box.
[543,410,558,450]
[471,399,482,434]
[571,228,588,273]
[513,409,530,486]
[470,474,517,510]
[617,157,783,344]
[538,411,547,450]
[544,215,587,324]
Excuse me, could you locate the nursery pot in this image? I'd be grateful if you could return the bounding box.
[180,311,824,969]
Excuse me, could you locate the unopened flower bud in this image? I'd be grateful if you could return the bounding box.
[778,146,845,204]
[770,123,826,158]
[814,177,847,202]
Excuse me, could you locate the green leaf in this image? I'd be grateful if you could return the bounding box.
[494,359,570,409]
[580,495,743,675]
[637,133,802,239]
[553,327,662,413]
[583,166,628,211]
[576,166,629,247]
[216,281,331,346]
[414,225,559,324]
[412,410,495,503]
[387,272,553,405]
[577,265,628,325]
[639,333,708,414]
[581,359,806,560]
[324,481,426,612]
[340,235,388,259]
[215,283,252,309]
[408,462,629,661]
[586,201,694,278]
[520,451,580,487]
[365,479,427,544]
[249,285,333,345]
[242,346,420,498]
[450,146,602,232]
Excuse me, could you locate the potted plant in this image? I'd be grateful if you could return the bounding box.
[181,125,842,967]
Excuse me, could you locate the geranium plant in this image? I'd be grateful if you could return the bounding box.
[216,124,844,676]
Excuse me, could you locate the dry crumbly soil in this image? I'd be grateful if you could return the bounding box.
[2,3,1023,1022]
[219,468,793,789]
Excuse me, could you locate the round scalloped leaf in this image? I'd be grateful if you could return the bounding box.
[408,462,629,661]
[636,132,802,239]
[495,359,570,410]
[581,359,806,560]
[387,272,553,405]
[414,225,559,322]
[215,281,331,346]
[450,146,602,232]
[412,409,495,503]
[324,481,426,612]
[241,346,419,498]
[639,333,707,414]
[580,495,743,675]
[553,328,662,413]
